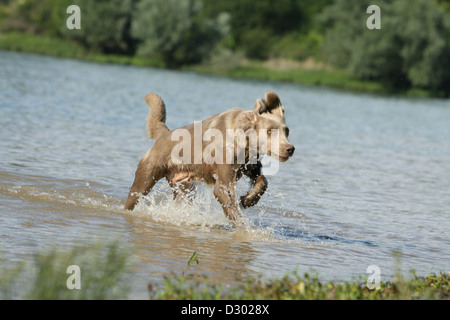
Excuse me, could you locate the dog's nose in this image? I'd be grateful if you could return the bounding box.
[286,145,295,156]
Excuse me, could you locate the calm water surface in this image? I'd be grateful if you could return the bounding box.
[1,51,449,298]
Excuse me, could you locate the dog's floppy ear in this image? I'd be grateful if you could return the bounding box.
[253,99,267,115]
[254,92,285,120]
[265,92,281,111]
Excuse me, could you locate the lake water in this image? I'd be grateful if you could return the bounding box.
[1,51,449,299]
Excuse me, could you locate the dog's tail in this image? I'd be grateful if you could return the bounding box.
[145,93,170,140]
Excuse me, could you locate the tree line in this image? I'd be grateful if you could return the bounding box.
[1,0,449,95]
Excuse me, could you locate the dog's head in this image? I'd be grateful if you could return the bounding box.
[241,92,295,162]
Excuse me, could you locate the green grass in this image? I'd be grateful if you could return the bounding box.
[188,59,432,97]
[1,245,448,300]
[0,32,165,67]
[149,271,450,300]
[221,64,384,93]
[0,32,88,58]
[0,242,130,300]
[187,55,433,97]
[149,252,449,300]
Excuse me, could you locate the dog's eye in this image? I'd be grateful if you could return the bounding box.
[285,128,290,137]
[267,129,272,134]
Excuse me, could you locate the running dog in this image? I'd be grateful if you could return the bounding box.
[124,92,294,227]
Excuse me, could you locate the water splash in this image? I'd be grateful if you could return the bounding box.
[129,183,234,230]
[126,181,312,245]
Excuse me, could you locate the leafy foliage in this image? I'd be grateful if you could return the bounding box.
[150,268,450,300]
[1,244,448,300]
[0,0,69,35]
[320,0,450,94]
[0,242,130,300]
[149,250,450,300]
[202,0,332,59]
[1,0,449,95]
[132,0,228,67]
[63,0,137,54]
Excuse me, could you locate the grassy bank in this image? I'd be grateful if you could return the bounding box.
[150,270,450,300]
[0,32,432,97]
[1,244,449,300]
[0,32,164,67]
[189,60,385,95]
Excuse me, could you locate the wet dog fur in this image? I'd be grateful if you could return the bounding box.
[124,92,294,227]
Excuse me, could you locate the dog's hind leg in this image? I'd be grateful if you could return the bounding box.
[166,171,195,202]
[124,160,165,211]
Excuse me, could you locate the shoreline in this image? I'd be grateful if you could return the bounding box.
[1,240,448,299]
[0,32,437,98]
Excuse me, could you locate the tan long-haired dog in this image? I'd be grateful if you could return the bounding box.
[124,92,294,227]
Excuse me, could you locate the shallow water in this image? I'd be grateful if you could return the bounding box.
[1,51,449,298]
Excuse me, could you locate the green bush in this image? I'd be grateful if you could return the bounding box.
[240,28,274,60]
[62,0,137,54]
[0,242,130,300]
[0,0,334,66]
[150,270,450,300]
[202,0,328,47]
[319,0,450,94]
[271,31,324,60]
[0,0,70,35]
[132,0,228,68]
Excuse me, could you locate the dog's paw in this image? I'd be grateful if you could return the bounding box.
[240,195,256,208]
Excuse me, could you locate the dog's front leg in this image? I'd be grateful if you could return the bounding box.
[239,163,267,208]
[240,174,268,208]
[213,166,241,226]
